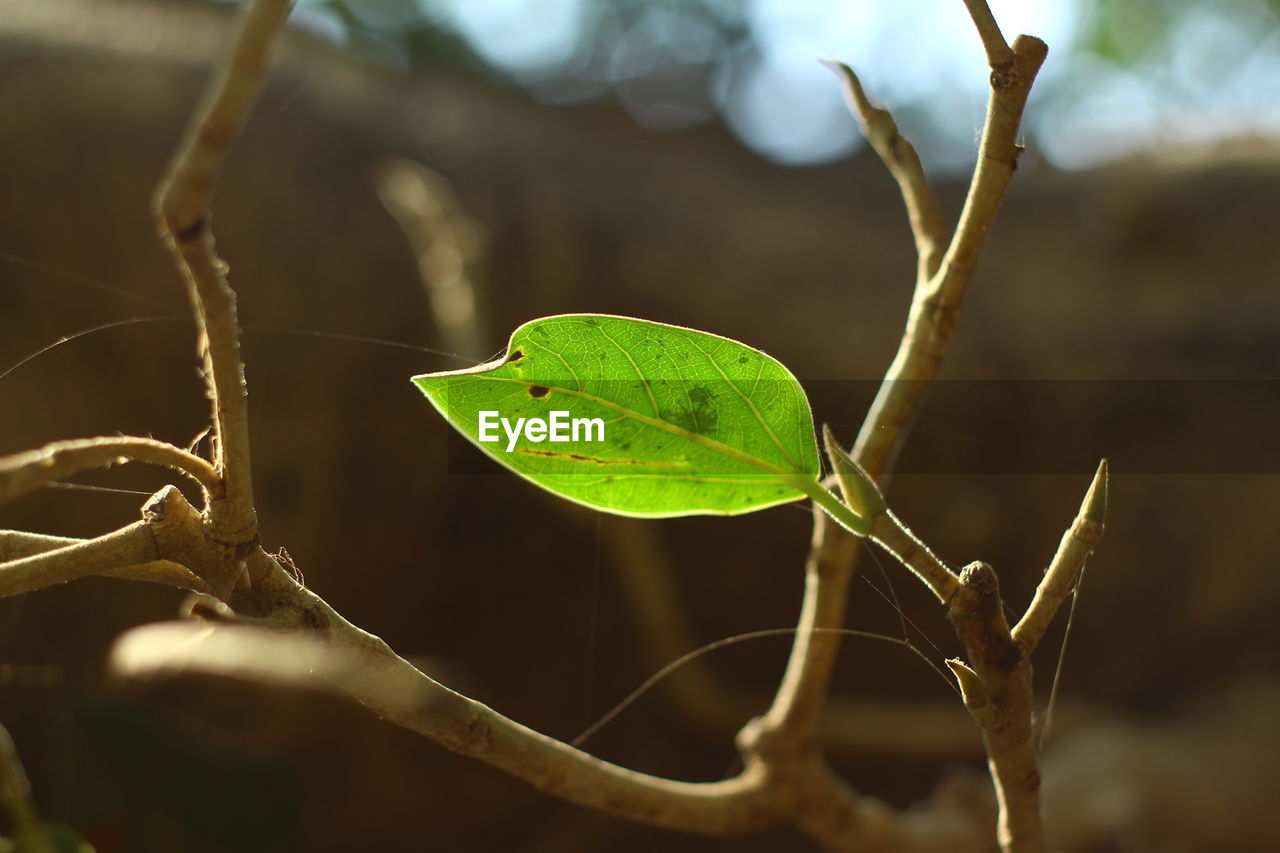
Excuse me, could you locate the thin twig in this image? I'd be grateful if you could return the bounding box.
[608,520,987,759]
[1012,460,1107,652]
[821,61,946,282]
[1038,569,1084,750]
[856,33,1047,475]
[87,481,969,848]
[0,522,163,598]
[155,0,293,233]
[825,425,960,602]
[111,615,784,835]
[154,0,292,542]
[573,627,940,749]
[0,437,220,507]
[962,0,1015,67]
[0,529,204,592]
[606,519,739,735]
[110,597,986,850]
[752,504,859,751]
[869,510,960,604]
[925,32,1046,303]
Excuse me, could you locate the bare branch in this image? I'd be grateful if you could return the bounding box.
[962,0,1015,67]
[869,510,960,604]
[927,34,1046,302]
[0,436,220,506]
[752,507,860,753]
[821,61,946,282]
[825,425,960,602]
[155,0,292,233]
[792,758,992,853]
[111,618,787,835]
[608,518,989,760]
[774,10,1050,850]
[0,522,161,598]
[751,4,1048,812]
[1012,460,1108,652]
[857,33,1046,475]
[111,585,990,851]
[948,563,1041,852]
[154,0,292,542]
[82,469,992,850]
[0,529,204,592]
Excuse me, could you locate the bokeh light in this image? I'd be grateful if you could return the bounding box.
[267,0,1280,171]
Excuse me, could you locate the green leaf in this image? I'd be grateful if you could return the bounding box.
[412,314,824,517]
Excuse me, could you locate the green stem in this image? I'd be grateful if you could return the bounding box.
[794,476,959,603]
[795,478,871,537]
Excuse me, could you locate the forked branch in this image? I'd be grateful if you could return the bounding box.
[821,61,945,283]
[0,1,1093,851]
[854,31,1047,474]
[763,0,1048,767]
[774,4,1054,852]
[153,0,293,543]
[946,463,1108,853]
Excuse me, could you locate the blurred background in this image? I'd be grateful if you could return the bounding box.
[0,0,1278,850]
[280,0,1280,170]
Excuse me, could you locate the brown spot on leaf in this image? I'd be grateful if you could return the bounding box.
[515,449,685,468]
[529,385,550,398]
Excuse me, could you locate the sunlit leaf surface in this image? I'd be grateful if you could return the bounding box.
[413,314,821,516]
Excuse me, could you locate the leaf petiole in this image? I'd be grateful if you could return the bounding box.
[793,476,872,537]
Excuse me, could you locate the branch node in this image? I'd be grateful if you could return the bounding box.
[949,562,1020,673]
